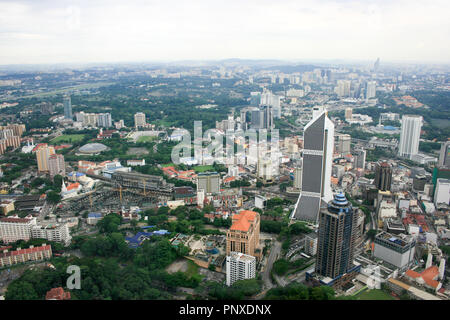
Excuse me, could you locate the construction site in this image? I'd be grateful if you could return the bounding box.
[55,171,175,217]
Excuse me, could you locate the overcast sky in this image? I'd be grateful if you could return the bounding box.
[0,0,449,65]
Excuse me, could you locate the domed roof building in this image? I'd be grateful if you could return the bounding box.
[78,143,109,155]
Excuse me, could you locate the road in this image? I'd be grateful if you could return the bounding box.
[261,240,282,290]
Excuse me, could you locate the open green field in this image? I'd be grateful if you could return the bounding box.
[51,134,86,144]
[185,260,199,278]
[136,135,157,143]
[161,163,176,168]
[355,289,395,300]
[193,165,214,173]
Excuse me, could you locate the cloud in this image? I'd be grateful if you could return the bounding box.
[0,0,448,64]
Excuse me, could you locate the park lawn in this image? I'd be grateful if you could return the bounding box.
[137,135,157,143]
[355,289,395,300]
[154,119,174,127]
[51,134,86,144]
[193,165,214,173]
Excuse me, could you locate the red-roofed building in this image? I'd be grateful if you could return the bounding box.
[226,210,260,259]
[45,287,71,300]
[0,244,52,267]
[405,266,442,291]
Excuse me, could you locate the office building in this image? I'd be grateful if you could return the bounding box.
[97,113,112,128]
[315,193,358,279]
[345,108,352,121]
[196,172,220,194]
[439,141,450,168]
[63,95,72,120]
[434,178,450,206]
[134,112,146,128]
[226,210,260,258]
[257,158,273,184]
[373,231,416,271]
[398,115,422,159]
[48,154,66,177]
[374,161,392,191]
[36,144,55,173]
[226,252,256,286]
[336,134,351,155]
[366,81,376,99]
[354,149,366,169]
[0,215,37,244]
[291,109,334,223]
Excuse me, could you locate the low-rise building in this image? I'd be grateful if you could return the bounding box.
[0,244,52,267]
[373,231,416,272]
[31,223,71,246]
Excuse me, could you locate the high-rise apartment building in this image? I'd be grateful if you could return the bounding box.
[63,95,72,120]
[374,161,392,191]
[398,115,422,159]
[366,81,377,99]
[36,144,55,173]
[226,252,256,286]
[0,215,37,244]
[134,112,146,128]
[291,109,334,223]
[226,210,260,258]
[97,113,112,128]
[315,193,357,279]
[48,154,66,177]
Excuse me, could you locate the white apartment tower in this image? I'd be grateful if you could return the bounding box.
[398,115,422,159]
[0,215,37,243]
[226,252,256,286]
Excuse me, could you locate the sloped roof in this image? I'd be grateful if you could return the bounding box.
[230,210,258,232]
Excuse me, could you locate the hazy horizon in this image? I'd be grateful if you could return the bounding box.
[1,0,449,65]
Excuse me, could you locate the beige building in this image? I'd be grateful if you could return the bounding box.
[0,244,52,267]
[134,112,146,128]
[36,144,55,172]
[0,200,15,215]
[226,210,260,259]
[48,154,65,177]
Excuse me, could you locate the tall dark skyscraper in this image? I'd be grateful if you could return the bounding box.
[374,161,392,191]
[316,193,357,279]
[291,108,334,223]
[63,95,72,120]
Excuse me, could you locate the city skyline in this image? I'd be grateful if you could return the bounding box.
[1,0,450,65]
